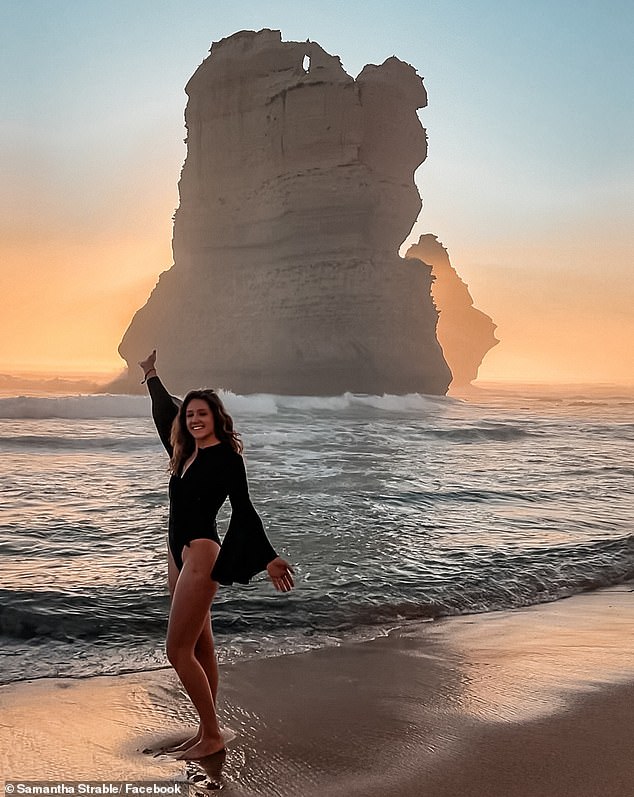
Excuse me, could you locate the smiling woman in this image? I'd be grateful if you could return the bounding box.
[186,399,217,447]
[138,349,294,761]
[173,388,244,476]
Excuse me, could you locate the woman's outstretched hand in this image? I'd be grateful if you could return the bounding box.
[267,557,295,592]
[139,349,157,377]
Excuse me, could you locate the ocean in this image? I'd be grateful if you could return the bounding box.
[1,384,632,686]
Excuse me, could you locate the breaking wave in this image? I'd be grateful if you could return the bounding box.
[0,391,455,420]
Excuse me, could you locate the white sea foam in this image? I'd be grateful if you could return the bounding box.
[0,394,150,419]
[233,391,455,413]
[0,391,453,419]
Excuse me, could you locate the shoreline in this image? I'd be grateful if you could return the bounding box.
[2,585,634,795]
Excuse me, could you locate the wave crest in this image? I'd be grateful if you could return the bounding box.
[0,391,453,419]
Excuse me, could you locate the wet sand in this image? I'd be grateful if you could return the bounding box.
[2,584,634,795]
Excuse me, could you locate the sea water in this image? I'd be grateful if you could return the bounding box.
[1,385,632,685]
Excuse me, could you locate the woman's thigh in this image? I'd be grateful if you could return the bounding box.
[168,548,179,598]
[167,539,220,651]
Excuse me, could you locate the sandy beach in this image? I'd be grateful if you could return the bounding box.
[2,584,634,796]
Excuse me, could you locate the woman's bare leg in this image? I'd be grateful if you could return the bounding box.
[195,617,219,702]
[166,539,224,760]
[161,551,200,753]
[162,550,220,754]
[169,548,218,696]
[168,549,179,597]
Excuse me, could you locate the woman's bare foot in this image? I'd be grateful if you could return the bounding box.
[176,735,225,760]
[160,724,234,757]
[161,729,201,755]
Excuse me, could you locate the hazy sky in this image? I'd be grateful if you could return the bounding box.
[1,0,632,383]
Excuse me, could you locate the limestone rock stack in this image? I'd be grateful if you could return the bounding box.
[406,235,498,385]
[118,30,453,395]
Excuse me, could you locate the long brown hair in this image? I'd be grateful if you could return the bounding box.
[169,389,242,474]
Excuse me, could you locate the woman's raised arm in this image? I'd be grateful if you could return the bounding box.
[139,350,180,456]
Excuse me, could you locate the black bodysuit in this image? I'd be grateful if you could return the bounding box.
[147,375,277,585]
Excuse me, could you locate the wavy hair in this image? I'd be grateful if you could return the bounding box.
[169,389,242,474]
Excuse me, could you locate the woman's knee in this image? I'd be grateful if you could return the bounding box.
[165,637,179,668]
[166,637,193,669]
[195,629,215,657]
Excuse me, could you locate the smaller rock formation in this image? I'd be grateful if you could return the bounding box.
[405,235,498,385]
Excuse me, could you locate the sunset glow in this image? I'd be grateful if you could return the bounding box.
[2,1,632,386]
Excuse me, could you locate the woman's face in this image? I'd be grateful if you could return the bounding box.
[185,398,216,444]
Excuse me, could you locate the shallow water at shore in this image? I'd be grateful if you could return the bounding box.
[3,586,634,795]
[1,384,632,684]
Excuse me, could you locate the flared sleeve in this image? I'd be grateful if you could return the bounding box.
[146,375,180,456]
[212,452,278,585]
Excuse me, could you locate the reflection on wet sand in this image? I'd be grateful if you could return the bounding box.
[426,585,634,722]
[184,749,227,792]
[141,727,234,790]
[2,585,634,796]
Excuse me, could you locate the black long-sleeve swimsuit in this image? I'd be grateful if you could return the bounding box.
[147,375,277,585]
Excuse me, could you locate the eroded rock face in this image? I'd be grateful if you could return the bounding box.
[406,235,498,386]
[118,29,451,395]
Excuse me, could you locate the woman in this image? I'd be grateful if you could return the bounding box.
[139,350,294,760]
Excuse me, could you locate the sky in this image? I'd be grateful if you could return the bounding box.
[1,0,632,383]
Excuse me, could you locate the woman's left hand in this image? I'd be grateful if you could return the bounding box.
[267,557,295,592]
